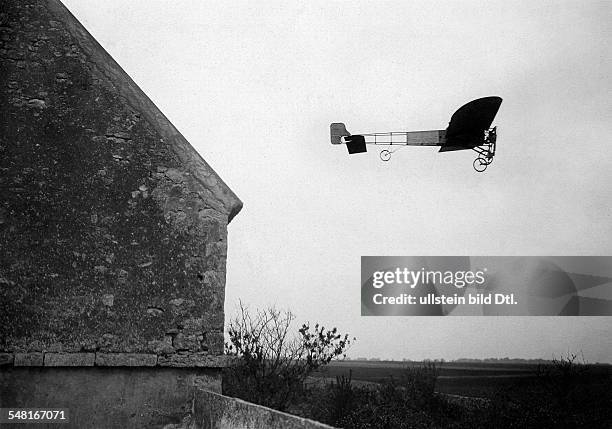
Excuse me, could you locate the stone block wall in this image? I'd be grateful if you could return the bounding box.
[0,0,241,364]
[0,1,242,426]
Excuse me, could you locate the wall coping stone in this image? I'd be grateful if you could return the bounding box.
[0,353,14,366]
[96,353,157,367]
[45,353,96,367]
[14,353,44,367]
[157,352,231,368]
[1,352,232,368]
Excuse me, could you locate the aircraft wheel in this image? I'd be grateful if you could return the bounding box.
[473,157,488,172]
[380,150,391,162]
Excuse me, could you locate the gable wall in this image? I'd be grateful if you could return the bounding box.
[0,0,237,369]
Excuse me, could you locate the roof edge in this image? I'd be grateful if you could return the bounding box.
[49,0,243,223]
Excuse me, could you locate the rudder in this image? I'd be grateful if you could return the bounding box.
[330,123,351,144]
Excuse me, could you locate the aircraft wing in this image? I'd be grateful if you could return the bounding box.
[440,96,502,152]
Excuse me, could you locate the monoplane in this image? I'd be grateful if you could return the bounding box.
[331,96,502,172]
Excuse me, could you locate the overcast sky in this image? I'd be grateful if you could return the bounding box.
[63,1,611,362]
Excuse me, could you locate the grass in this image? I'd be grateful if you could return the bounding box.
[312,359,611,398]
[226,356,611,428]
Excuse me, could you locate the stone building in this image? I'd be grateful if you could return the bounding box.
[0,0,251,426]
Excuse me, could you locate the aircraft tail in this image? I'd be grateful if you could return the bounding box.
[330,123,351,144]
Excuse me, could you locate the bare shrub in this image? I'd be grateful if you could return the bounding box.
[223,302,353,411]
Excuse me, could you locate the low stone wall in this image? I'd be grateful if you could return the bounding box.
[191,390,336,429]
[0,367,220,428]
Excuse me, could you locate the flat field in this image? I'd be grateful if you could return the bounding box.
[311,360,611,398]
